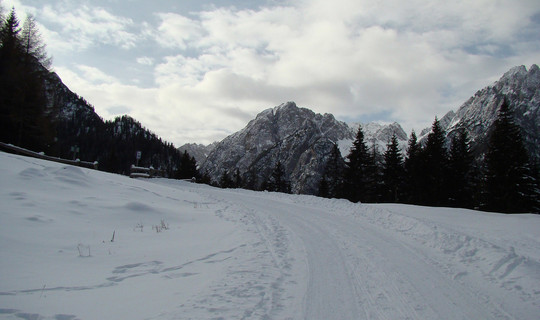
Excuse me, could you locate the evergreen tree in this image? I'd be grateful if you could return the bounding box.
[317,176,330,198]
[369,143,383,202]
[265,161,291,193]
[244,168,260,191]
[344,126,375,202]
[0,8,52,151]
[404,130,423,204]
[0,8,22,144]
[484,98,539,213]
[318,143,345,198]
[233,168,242,188]
[219,170,234,188]
[199,170,212,185]
[422,117,449,206]
[382,134,404,202]
[21,14,51,69]
[176,150,198,179]
[447,130,475,208]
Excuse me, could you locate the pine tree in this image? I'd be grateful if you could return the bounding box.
[176,150,198,179]
[447,130,475,208]
[265,161,291,193]
[369,143,383,202]
[219,170,234,188]
[0,8,52,151]
[344,126,375,202]
[404,130,422,204]
[21,14,51,69]
[244,168,259,191]
[422,118,449,206]
[317,176,330,198]
[382,134,404,202]
[319,143,345,198]
[484,98,539,213]
[233,168,242,188]
[0,8,22,144]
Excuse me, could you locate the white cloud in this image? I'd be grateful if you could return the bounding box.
[12,0,540,145]
[75,65,118,84]
[136,56,154,66]
[154,12,203,50]
[40,4,138,51]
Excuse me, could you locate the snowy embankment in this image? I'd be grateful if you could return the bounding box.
[1,151,539,319]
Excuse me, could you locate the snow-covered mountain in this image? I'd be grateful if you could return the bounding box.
[201,102,352,193]
[178,142,217,166]
[422,64,540,161]
[200,65,539,194]
[201,102,407,194]
[339,121,408,157]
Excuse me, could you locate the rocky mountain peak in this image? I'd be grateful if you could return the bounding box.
[201,101,410,194]
[200,64,538,195]
[421,64,539,161]
[201,101,354,194]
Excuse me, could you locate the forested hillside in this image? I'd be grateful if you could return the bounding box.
[0,8,198,179]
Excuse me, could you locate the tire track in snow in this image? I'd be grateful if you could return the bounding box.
[236,193,517,319]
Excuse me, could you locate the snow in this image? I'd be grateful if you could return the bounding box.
[1,151,539,319]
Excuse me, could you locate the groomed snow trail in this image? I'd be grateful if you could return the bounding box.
[197,186,539,320]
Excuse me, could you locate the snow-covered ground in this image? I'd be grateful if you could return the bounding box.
[1,151,539,320]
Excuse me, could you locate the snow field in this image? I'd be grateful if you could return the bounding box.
[1,151,539,319]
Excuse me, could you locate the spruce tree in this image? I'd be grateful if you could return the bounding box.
[0,8,22,144]
[369,143,383,202]
[317,176,330,198]
[177,150,198,180]
[382,134,404,202]
[319,143,345,198]
[233,168,242,188]
[404,130,423,204]
[219,170,233,188]
[484,98,539,213]
[0,8,52,151]
[266,161,291,193]
[344,126,375,202]
[422,118,449,206]
[447,130,475,208]
[21,14,51,69]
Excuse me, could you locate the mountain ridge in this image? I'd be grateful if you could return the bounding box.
[200,101,410,193]
[200,64,539,194]
[420,64,539,162]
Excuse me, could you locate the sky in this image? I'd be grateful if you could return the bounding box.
[2,0,540,146]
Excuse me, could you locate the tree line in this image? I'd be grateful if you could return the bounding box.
[0,7,198,180]
[319,98,539,213]
[0,7,54,152]
[213,160,292,193]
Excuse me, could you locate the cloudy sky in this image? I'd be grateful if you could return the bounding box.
[3,0,540,146]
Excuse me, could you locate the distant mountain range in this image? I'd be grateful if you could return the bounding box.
[29,61,539,191]
[194,64,539,194]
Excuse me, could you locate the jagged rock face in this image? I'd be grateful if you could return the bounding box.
[435,64,540,161]
[201,102,410,194]
[341,122,408,156]
[200,65,539,194]
[178,143,217,166]
[201,102,354,194]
